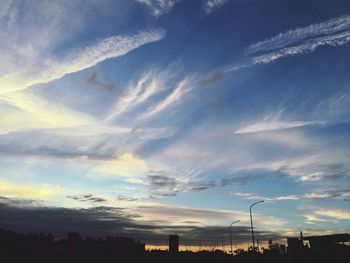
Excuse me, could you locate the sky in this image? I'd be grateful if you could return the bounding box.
[1,0,350,246]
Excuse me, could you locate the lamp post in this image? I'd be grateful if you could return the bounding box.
[229,220,240,255]
[250,200,264,251]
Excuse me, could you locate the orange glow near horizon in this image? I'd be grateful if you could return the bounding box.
[145,240,274,252]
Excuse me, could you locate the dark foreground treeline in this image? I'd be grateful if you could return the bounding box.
[1,228,349,263]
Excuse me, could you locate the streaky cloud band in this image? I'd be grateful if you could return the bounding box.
[225,25,350,73]
[251,30,350,65]
[0,28,166,94]
[247,14,350,55]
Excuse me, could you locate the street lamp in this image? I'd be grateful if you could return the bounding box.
[229,220,240,255]
[250,200,264,251]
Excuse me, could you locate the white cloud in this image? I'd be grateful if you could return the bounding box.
[304,214,332,224]
[234,120,320,134]
[226,15,350,73]
[0,29,166,94]
[299,172,324,182]
[233,192,299,201]
[203,0,230,14]
[313,93,350,122]
[247,14,350,55]
[251,30,350,65]
[105,69,170,122]
[92,153,150,178]
[313,207,350,220]
[235,188,350,203]
[252,130,315,150]
[130,127,177,140]
[260,148,350,182]
[304,192,331,199]
[0,91,95,135]
[149,114,350,189]
[135,203,286,228]
[136,0,180,17]
[302,206,350,223]
[0,1,166,94]
[0,179,64,200]
[141,77,194,119]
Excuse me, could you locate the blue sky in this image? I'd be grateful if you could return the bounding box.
[1,0,350,243]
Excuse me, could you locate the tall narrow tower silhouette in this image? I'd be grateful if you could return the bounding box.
[169,235,179,253]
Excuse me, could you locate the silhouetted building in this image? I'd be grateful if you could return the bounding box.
[287,237,307,263]
[169,235,179,253]
[287,233,350,263]
[304,233,350,249]
[68,232,81,263]
[1,227,349,263]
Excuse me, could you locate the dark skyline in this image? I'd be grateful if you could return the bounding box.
[1,228,349,263]
[1,0,350,243]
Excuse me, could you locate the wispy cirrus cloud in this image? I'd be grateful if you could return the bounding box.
[141,77,194,119]
[226,14,350,73]
[234,120,321,134]
[221,174,264,186]
[233,108,324,134]
[304,187,350,201]
[0,179,64,200]
[92,153,150,178]
[250,30,350,65]
[0,0,166,94]
[234,192,299,201]
[150,113,350,192]
[105,68,196,123]
[259,151,350,183]
[105,69,170,123]
[302,206,350,223]
[203,0,230,14]
[136,203,286,228]
[233,188,350,202]
[0,91,95,135]
[246,14,350,55]
[0,29,166,94]
[313,207,350,220]
[136,0,180,17]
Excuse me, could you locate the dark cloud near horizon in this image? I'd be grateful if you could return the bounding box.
[0,196,141,238]
[0,196,42,206]
[67,194,107,203]
[0,197,283,244]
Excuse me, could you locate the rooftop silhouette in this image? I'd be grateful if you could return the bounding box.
[0,228,349,263]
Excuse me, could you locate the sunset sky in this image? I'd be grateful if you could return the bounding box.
[1,0,350,245]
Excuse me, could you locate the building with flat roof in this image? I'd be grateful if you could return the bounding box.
[169,235,179,253]
[287,233,350,263]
